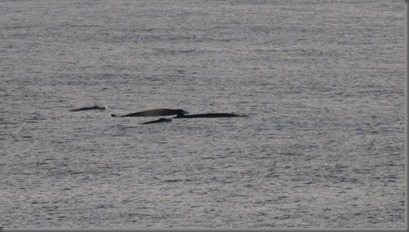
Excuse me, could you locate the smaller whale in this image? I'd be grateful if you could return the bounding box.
[111,108,189,117]
[70,105,107,112]
[141,118,172,125]
[174,113,247,118]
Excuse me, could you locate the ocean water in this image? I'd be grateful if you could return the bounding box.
[0,0,405,229]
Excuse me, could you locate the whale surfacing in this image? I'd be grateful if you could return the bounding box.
[111,108,247,125]
[111,108,189,117]
[70,105,107,112]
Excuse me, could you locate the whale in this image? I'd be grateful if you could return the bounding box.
[139,111,247,125]
[70,105,107,112]
[141,118,172,125]
[174,112,247,118]
[111,108,189,117]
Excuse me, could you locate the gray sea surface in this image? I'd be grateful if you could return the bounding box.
[0,0,405,229]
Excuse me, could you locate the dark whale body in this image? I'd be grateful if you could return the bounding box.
[140,112,246,125]
[174,113,246,118]
[111,108,188,117]
[71,105,107,112]
[141,118,172,125]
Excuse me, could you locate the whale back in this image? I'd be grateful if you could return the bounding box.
[112,108,189,117]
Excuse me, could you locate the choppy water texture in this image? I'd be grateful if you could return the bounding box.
[0,0,405,229]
